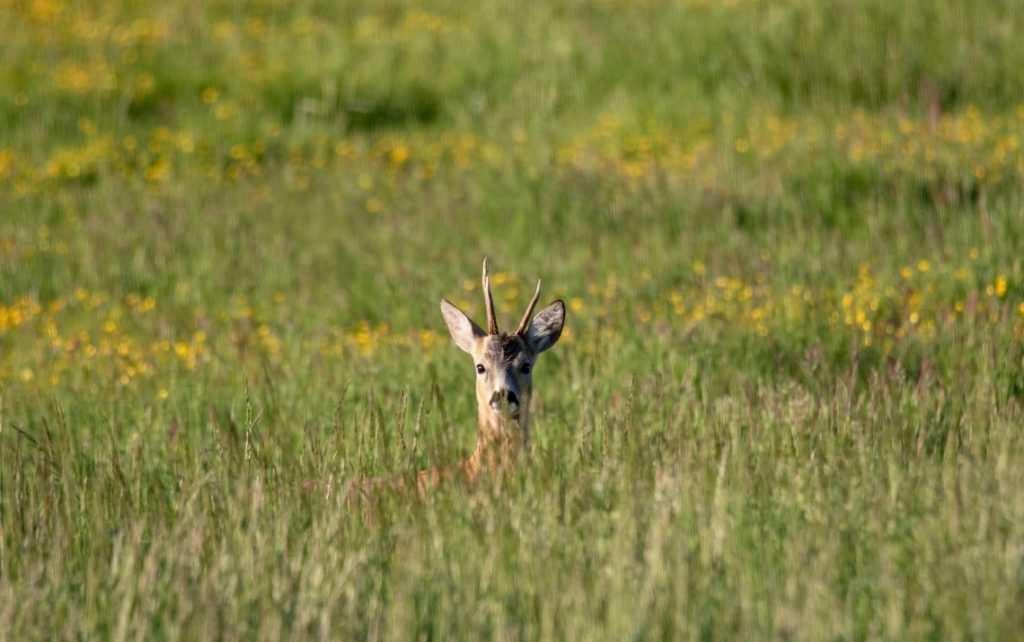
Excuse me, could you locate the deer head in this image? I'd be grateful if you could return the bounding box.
[440,258,565,461]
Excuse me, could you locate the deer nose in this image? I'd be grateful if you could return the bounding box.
[489,389,520,414]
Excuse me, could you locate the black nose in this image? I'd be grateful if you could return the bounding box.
[507,391,519,406]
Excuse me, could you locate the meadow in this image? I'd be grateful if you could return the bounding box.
[2,0,1024,638]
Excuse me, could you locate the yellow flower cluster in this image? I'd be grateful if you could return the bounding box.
[650,253,1019,350]
[23,1,169,48]
[2,126,201,196]
[1,252,1020,392]
[52,60,118,94]
[354,8,461,43]
[14,106,1013,203]
[592,0,759,8]
[0,122,511,198]
[557,108,1024,191]
[312,322,449,360]
[0,281,456,391]
[0,287,201,388]
[0,297,43,333]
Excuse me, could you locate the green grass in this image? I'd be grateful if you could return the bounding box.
[2,0,1024,638]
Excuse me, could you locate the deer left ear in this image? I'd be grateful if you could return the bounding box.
[525,300,565,355]
[440,299,485,354]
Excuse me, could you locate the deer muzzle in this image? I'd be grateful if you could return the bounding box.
[489,389,520,418]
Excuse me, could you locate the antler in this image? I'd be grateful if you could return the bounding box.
[482,257,499,335]
[515,279,542,335]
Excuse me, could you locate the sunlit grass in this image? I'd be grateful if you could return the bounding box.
[3,0,1024,639]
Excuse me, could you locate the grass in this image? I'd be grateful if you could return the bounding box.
[2,0,1024,639]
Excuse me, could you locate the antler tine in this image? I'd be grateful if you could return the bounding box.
[516,279,542,336]
[482,257,499,335]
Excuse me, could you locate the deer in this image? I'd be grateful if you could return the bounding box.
[310,258,565,500]
[434,257,565,485]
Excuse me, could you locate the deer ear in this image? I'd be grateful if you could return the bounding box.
[440,299,485,354]
[525,300,565,355]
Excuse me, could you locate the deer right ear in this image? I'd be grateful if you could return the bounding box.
[440,299,485,354]
[525,300,565,355]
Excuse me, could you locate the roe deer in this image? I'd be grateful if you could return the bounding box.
[434,257,565,484]
[316,258,565,500]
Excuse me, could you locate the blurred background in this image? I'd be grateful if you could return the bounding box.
[2,0,1023,390]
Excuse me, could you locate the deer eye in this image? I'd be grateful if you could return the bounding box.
[476,364,486,375]
[520,363,531,375]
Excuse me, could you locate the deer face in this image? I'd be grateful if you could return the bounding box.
[440,260,565,442]
[473,333,534,423]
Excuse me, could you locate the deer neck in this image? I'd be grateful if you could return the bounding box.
[462,407,530,479]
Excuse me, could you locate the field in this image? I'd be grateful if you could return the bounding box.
[2,0,1024,638]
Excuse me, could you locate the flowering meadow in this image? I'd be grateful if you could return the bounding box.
[2,0,1024,639]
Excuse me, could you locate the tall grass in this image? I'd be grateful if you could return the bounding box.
[2,0,1024,638]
